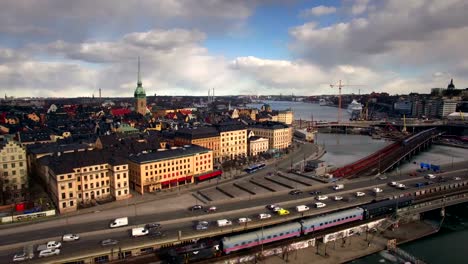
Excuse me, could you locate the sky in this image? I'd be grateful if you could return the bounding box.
[1,0,468,98]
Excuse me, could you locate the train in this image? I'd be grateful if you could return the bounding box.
[222,197,413,254]
[401,127,438,146]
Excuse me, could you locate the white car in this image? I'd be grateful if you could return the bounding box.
[238,217,252,223]
[38,249,60,258]
[315,202,326,208]
[426,174,436,179]
[355,192,366,197]
[454,177,461,181]
[13,252,33,262]
[259,213,272,219]
[316,195,328,201]
[388,181,398,187]
[334,195,343,201]
[372,187,383,193]
[62,234,80,242]
[272,207,282,212]
[396,183,406,189]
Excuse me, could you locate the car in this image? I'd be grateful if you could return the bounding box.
[197,220,209,226]
[315,202,326,208]
[454,177,462,181]
[309,190,322,195]
[289,190,303,195]
[13,252,33,262]
[195,224,208,230]
[396,183,406,189]
[190,205,203,211]
[426,174,436,179]
[277,209,290,216]
[238,217,252,223]
[316,195,328,201]
[62,234,80,242]
[206,206,217,212]
[372,187,383,193]
[388,181,398,187]
[145,223,161,229]
[378,175,388,180]
[334,195,343,201]
[150,230,166,237]
[425,181,434,186]
[355,192,365,197]
[101,239,119,246]
[38,249,60,258]
[258,213,271,219]
[265,204,278,210]
[272,206,282,212]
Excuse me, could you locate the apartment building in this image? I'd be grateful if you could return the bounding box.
[248,136,269,157]
[174,127,220,162]
[0,140,27,204]
[215,121,247,162]
[271,110,294,125]
[37,151,130,214]
[249,121,292,150]
[128,145,213,194]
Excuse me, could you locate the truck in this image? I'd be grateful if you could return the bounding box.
[216,219,232,227]
[36,241,61,252]
[109,217,128,228]
[131,227,149,237]
[295,205,309,212]
[333,184,344,190]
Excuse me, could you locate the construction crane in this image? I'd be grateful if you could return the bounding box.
[329,80,363,123]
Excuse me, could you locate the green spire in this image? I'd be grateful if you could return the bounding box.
[134,56,146,98]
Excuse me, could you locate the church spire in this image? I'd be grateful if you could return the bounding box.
[137,56,142,87]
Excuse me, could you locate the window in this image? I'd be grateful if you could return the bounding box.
[68,183,72,188]
[69,192,73,198]
[62,193,66,199]
[2,164,6,169]
[62,202,66,208]
[118,190,121,196]
[70,201,74,206]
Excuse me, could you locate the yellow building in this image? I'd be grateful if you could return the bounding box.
[128,145,213,194]
[249,122,292,150]
[174,127,220,162]
[0,140,27,204]
[216,122,247,162]
[276,110,294,125]
[38,151,130,214]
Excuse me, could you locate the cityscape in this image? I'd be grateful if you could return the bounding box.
[1,1,468,264]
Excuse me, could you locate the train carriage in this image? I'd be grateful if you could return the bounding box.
[360,197,413,219]
[301,208,364,235]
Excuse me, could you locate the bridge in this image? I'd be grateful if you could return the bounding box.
[332,128,441,178]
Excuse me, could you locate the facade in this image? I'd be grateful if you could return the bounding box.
[134,58,147,116]
[411,100,424,118]
[438,99,458,118]
[174,127,221,163]
[249,121,292,150]
[274,110,294,125]
[423,100,441,118]
[37,151,130,214]
[128,145,213,194]
[248,136,269,157]
[0,140,27,204]
[394,100,412,115]
[215,122,248,162]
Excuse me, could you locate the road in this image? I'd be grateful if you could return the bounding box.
[1,163,467,262]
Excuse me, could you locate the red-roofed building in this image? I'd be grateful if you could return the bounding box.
[111,108,132,116]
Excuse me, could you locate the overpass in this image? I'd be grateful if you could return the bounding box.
[332,128,441,178]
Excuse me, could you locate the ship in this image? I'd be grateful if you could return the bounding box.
[347,99,362,114]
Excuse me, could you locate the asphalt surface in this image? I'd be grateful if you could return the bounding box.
[1,163,467,262]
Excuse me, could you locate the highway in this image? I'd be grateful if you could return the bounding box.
[1,164,467,262]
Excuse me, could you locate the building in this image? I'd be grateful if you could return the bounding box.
[128,145,213,194]
[174,127,221,163]
[215,121,247,162]
[37,150,131,214]
[0,140,27,204]
[134,57,147,116]
[423,99,441,118]
[438,99,458,118]
[393,100,412,115]
[411,100,424,118]
[249,121,292,150]
[273,110,294,125]
[247,135,269,157]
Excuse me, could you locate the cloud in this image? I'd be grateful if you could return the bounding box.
[300,5,337,17]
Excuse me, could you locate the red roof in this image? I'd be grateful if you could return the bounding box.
[111,108,131,116]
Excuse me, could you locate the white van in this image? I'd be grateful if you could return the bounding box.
[296,205,309,212]
[217,219,232,227]
[110,217,128,228]
[131,227,149,237]
[333,184,344,190]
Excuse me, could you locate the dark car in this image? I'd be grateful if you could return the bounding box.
[309,190,321,195]
[146,223,161,229]
[150,230,166,237]
[190,205,203,211]
[101,239,119,246]
[289,190,303,195]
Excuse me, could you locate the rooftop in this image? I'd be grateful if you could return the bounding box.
[128,145,211,164]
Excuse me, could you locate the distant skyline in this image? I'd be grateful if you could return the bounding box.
[1,0,467,98]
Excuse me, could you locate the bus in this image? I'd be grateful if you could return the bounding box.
[245,163,266,173]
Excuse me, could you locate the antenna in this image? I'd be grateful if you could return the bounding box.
[137,56,141,86]
[330,80,364,123]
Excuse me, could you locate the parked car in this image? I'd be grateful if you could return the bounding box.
[206,206,217,212]
[258,213,271,219]
[101,239,119,246]
[289,190,303,195]
[190,205,203,211]
[334,196,343,201]
[315,202,326,208]
[355,192,366,197]
[62,234,80,242]
[316,195,328,201]
[38,249,60,258]
[237,217,252,223]
[145,223,161,229]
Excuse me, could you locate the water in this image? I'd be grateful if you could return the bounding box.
[247,101,468,263]
[246,100,351,121]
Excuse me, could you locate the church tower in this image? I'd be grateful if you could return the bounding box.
[134,57,147,115]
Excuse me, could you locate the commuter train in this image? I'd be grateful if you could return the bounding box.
[222,197,412,254]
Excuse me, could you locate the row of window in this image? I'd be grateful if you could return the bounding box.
[2,162,24,169]
[75,165,127,173]
[312,214,358,228]
[2,169,26,177]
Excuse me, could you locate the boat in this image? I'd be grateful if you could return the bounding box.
[347,99,362,114]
